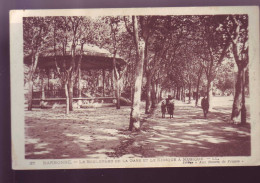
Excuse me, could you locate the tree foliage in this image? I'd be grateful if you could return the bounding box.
[23,14,249,125]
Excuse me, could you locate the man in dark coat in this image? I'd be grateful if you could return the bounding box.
[201,97,209,118]
[168,102,174,119]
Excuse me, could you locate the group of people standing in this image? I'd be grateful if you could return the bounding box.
[161,95,175,119]
[161,95,209,119]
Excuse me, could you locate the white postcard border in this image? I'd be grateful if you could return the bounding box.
[10,6,260,169]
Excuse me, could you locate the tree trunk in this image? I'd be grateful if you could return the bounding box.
[129,42,145,131]
[40,75,45,108]
[182,85,186,102]
[110,69,114,94]
[47,69,50,90]
[27,53,39,111]
[129,43,145,130]
[130,81,133,102]
[207,79,213,111]
[64,82,69,114]
[115,76,120,109]
[241,69,247,124]
[156,83,160,103]
[78,67,81,98]
[68,41,77,112]
[180,87,182,101]
[68,78,73,111]
[27,78,33,111]
[129,16,145,131]
[143,33,151,114]
[102,69,105,97]
[179,87,181,100]
[177,87,180,100]
[159,89,162,101]
[195,73,202,107]
[151,80,156,108]
[112,58,120,109]
[178,87,181,100]
[231,67,247,124]
[145,72,152,114]
[188,82,191,103]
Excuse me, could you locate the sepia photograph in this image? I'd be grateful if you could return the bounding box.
[10,7,260,169]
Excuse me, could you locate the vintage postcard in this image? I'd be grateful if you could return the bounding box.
[10,6,260,169]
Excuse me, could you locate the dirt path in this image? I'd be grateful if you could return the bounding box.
[25,98,250,159]
[119,100,250,157]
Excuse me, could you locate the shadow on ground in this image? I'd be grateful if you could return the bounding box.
[25,98,250,159]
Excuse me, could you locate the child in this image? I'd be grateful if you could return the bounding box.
[161,101,166,118]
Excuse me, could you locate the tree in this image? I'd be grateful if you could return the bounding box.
[148,16,186,104]
[225,15,249,124]
[195,65,203,105]
[124,16,147,131]
[214,59,235,95]
[140,16,157,114]
[23,17,51,110]
[107,17,122,109]
[51,16,89,114]
[197,15,230,110]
